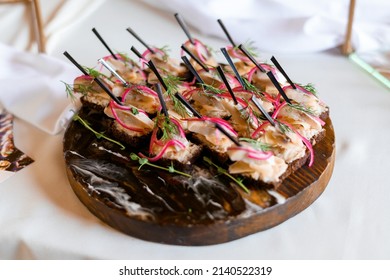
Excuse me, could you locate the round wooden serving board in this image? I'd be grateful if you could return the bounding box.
[63,112,335,246]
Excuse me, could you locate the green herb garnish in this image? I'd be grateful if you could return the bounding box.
[83,66,110,80]
[115,51,135,65]
[130,153,192,178]
[162,72,182,90]
[235,40,259,58]
[131,107,139,115]
[288,103,317,116]
[161,73,188,117]
[62,81,77,101]
[73,114,125,150]
[201,83,224,95]
[203,156,249,193]
[62,80,100,100]
[239,138,271,151]
[157,45,170,62]
[242,77,260,94]
[62,80,98,98]
[276,121,291,135]
[158,115,179,141]
[300,83,318,97]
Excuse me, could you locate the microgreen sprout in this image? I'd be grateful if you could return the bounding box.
[130,153,192,178]
[203,156,249,193]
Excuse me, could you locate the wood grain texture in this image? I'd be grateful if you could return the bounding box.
[64,117,335,246]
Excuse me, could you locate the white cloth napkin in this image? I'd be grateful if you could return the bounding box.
[0,43,79,135]
[141,0,390,53]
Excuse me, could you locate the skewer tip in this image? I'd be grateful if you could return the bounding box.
[270,56,296,89]
[216,66,238,105]
[155,83,169,117]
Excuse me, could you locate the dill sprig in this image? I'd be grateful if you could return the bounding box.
[242,77,260,94]
[76,84,98,96]
[239,138,271,151]
[251,109,266,121]
[276,120,291,135]
[235,40,259,58]
[61,81,77,101]
[130,153,192,178]
[116,51,137,66]
[300,83,318,97]
[83,66,110,80]
[241,77,271,123]
[157,45,170,62]
[73,114,126,150]
[201,83,224,95]
[162,72,182,90]
[153,113,180,141]
[160,116,179,140]
[288,103,317,116]
[203,156,249,193]
[172,96,188,117]
[161,73,188,117]
[62,80,98,98]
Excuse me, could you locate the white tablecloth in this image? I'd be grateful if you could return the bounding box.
[0,0,389,259]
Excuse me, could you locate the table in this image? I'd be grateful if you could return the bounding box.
[1,0,389,259]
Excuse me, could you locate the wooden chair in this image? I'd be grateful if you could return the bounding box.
[341,0,356,55]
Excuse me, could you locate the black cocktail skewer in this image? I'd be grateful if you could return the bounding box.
[214,123,241,147]
[174,93,241,146]
[267,71,292,104]
[220,49,275,126]
[130,45,147,62]
[92,27,118,60]
[251,96,275,126]
[63,51,122,105]
[220,47,245,89]
[63,51,88,75]
[98,58,129,87]
[174,13,195,45]
[216,66,238,105]
[270,56,297,89]
[181,44,209,72]
[131,46,143,58]
[237,45,291,104]
[217,19,236,47]
[147,60,168,90]
[131,46,150,68]
[155,83,169,117]
[238,44,266,73]
[126,27,155,54]
[181,56,205,85]
[174,92,201,118]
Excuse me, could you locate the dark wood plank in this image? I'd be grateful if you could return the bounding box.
[64,116,335,246]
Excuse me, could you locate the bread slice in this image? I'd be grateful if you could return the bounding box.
[148,141,203,168]
[73,75,122,111]
[227,148,288,189]
[226,122,327,190]
[108,121,152,148]
[80,93,110,111]
[103,105,154,148]
[190,133,230,164]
